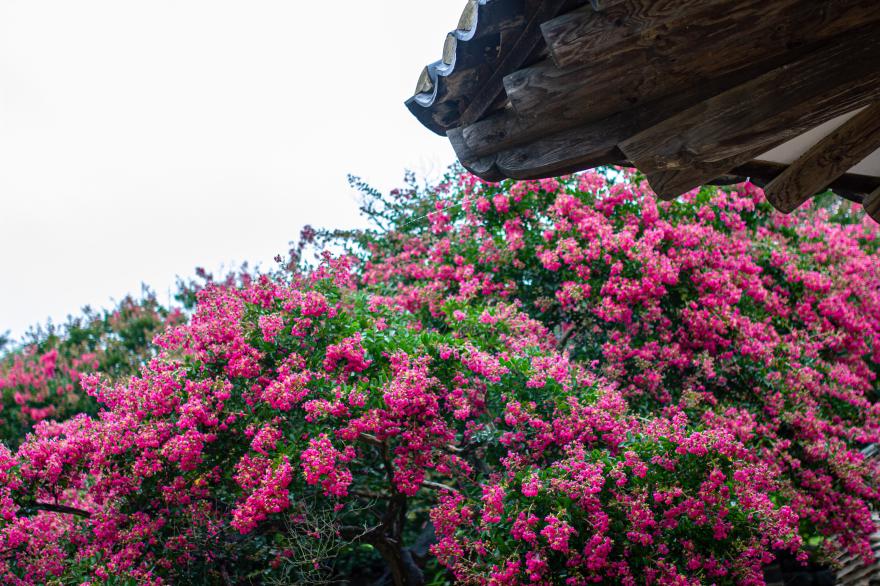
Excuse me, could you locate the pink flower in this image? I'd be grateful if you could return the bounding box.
[540,514,577,552]
[323,333,372,374]
[257,313,285,342]
[231,457,293,534]
[299,434,354,497]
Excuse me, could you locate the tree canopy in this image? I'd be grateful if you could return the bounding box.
[1,167,878,585]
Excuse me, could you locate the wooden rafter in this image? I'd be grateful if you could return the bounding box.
[617,26,880,199]
[456,47,775,164]
[454,0,880,169]
[448,76,746,179]
[541,0,880,72]
[864,186,880,223]
[504,0,880,131]
[541,0,730,69]
[762,103,880,213]
[408,0,880,207]
[720,161,880,203]
[458,0,571,127]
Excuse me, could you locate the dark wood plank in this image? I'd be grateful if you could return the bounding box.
[450,123,624,180]
[541,0,727,69]
[461,0,880,158]
[447,127,505,181]
[617,26,880,199]
[458,0,570,127]
[452,88,698,179]
[506,0,880,127]
[763,104,880,213]
[405,0,530,134]
[458,44,787,161]
[724,160,880,202]
[863,186,880,224]
[454,52,801,178]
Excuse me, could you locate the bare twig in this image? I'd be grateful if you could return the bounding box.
[557,324,579,351]
[421,480,459,494]
[30,502,92,518]
[359,433,385,447]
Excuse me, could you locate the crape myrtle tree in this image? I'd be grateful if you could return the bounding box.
[0,291,183,448]
[0,166,876,585]
[335,167,880,570]
[0,258,802,585]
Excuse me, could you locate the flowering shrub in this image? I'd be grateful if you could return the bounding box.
[0,255,805,584]
[0,166,877,585]
[339,168,880,568]
[0,293,182,446]
[432,432,800,585]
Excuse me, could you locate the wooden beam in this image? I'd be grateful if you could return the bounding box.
[449,122,624,180]
[460,0,880,159]
[541,0,729,70]
[458,0,570,127]
[725,160,880,201]
[450,86,701,180]
[863,186,880,224]
[762,103,880,213]
[540,0,877,70]
[405,0,530,134]
[458,44,788,162]
[453,55,808,180]
[505,0,880,129]
[617,26,880,199]
[447,127,506,181]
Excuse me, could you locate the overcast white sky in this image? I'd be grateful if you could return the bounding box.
[0,1,462,339]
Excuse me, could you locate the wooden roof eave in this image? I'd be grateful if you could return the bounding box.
[409,0,880,218]
[405,0,588,136]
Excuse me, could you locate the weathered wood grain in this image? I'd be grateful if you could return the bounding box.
[456,47,794,174]
[458,0,880,159]
[447,127,506,181]
[541,0,726,69]
[763,103,880,213]
[450,122,624,180]
[863,186,880,224]
[507,0,880,124]
[617,26,880,199]
[723,161,880,203]
[458,0,570,127]
[452,87,709,179]
[406,0,530,134]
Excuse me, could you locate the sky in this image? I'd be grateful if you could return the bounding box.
[0,1,462,340]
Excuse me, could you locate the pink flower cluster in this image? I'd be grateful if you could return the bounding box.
[355,167,880,577]
[0,294,181,446]
[300,434,354,497]
[0,261,657,583]
[0,166,877,584]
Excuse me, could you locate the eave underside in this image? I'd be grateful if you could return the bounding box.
[408,0,880,220]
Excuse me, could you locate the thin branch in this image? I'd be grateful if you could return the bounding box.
[442,443,464,455]
[557,324,579,351]
[421,480,459,494]
[31,502,92,518]
[359,433,385,447]
[351,489,392,500]
[363,431,464,458]
[338,523,381,542]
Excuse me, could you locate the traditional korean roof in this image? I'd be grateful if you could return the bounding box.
[407,0,880,221]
